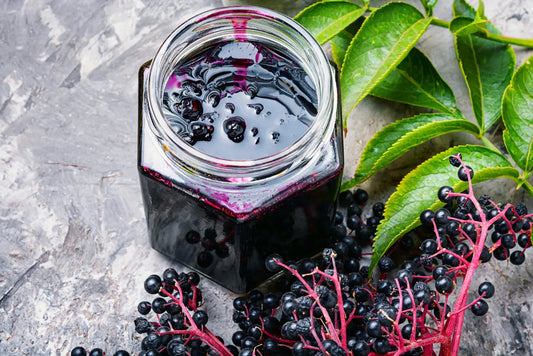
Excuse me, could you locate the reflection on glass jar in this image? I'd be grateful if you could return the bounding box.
[138,6,343,293]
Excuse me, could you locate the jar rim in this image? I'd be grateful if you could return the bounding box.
[146,5,336,178]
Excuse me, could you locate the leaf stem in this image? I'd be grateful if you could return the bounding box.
[478,135,499,152]
[429,16,533,48]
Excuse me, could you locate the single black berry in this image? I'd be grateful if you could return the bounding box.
[458,165,474,181]
[435,275,455,295]
[449,153,462,167]
[71,347,86,356]
[438,186,454,204]
[478,281,495,298]
[471,299,489,316]
[144,275,162,294]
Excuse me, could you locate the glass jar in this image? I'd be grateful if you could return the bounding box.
[138,6,343,293]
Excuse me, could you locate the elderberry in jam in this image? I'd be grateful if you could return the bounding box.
[138,6,343,293]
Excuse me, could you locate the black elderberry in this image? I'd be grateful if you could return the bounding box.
[420,239,438,254]
[458,165,474,181]
[239,348,254,356]
[454,242,470,257]
[495,219,510,234]
[347,204,363,219]
[478,281,495,299]
[373,337,391,354]
[135,317,153,334]
[351,340,370,356]
[144,275,162,295]
[347,215,362,231]
[438,186,454,204]
[449,153,462,167]
[292,341,311,356]
[480,245,492,263]
[264,253,284,273]
[231,330,245,346]
[157,325,172,346]
[241,336,258,349]
[89,349,105,356]
[372,202,385,217]
[226,345,239,356]
[396,269,413,288]
[357,226,374,243]
[353,188,369,205]
[365,319,382,338]
[113,351,131,356]
[442,253,460,267]
[262,338,279,353]
[167,340,187,356]
[434,303,451,319]
[493,246,509,261]
[344,257,360,273]
[151,297,167,314]
[338,190,354,207]
[435,275,455,295]
[71,347,86,356]
[516,203,528,216]
[137,301,151,315]
[510,250,526,265]
[471,299,489,316]
[434,208,451,225]
[517,233,530,248]
[501,234,516,249]
[331,223,348,239]
[378,256,395,273]
[144,331,162,351]
[376,280,394,296]
[192,310,209,326]
[334,211,344,224]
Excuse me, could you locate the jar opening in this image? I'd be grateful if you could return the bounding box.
[146,6,335,178]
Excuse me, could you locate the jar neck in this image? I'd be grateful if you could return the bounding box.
[145,6,336,183]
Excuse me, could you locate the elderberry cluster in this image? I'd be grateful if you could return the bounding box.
[223,154,532,356]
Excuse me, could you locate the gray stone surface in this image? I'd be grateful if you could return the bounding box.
[0,0,532,355]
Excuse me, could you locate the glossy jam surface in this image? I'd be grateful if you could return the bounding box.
[162,41,318,160]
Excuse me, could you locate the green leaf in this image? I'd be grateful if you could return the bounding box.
[341,114,479,190]
[340,2,431,120]
[369,145,519,273]
[331,17,365,69]
[453,0,476,18]
[294,1,366,45]
[420,0,439,16]
[371,48,460,115]
[453,17,515,133]
[449,17,488,37]
[502,55,533,175]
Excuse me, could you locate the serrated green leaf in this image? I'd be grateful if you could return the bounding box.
[294,1,365,45]
[331,17,365,69]
[453,0,476,18]
[454,18,515,132]
[420,0,438,17]
[371,48,460,115]
[369,145,519,273]
[340,2,431,120]
[502,55,533,174]
[341,114,479,190]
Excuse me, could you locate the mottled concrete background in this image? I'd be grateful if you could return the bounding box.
[1,0,533,355]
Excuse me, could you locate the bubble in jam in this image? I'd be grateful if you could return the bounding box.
[162,40,318,160]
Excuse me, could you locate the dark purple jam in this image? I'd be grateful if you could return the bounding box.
[139,37,343,293]
[162,41,317,160]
